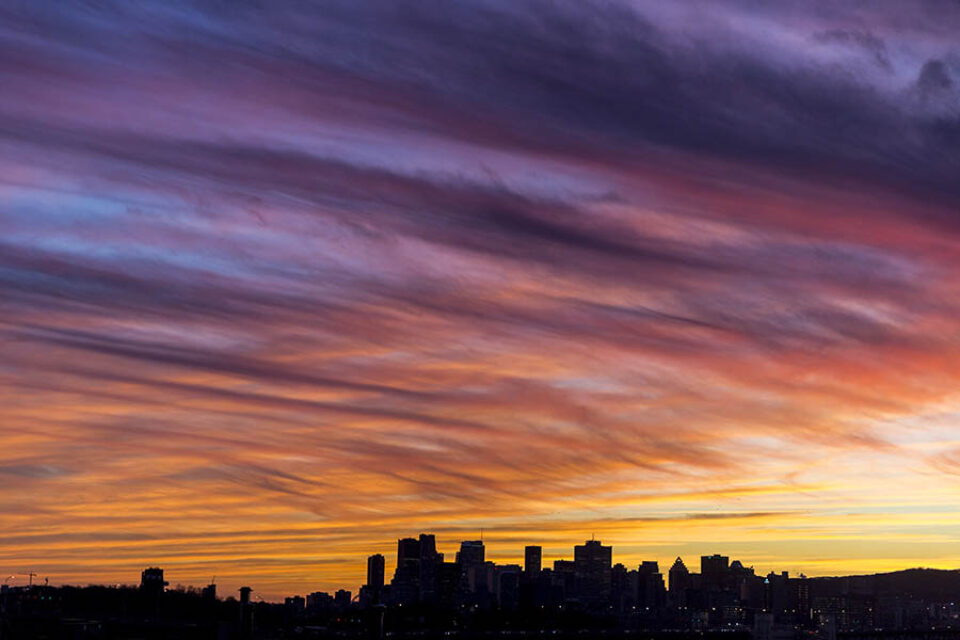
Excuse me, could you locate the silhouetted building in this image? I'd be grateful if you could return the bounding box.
[239,586,253,640]
[393,537,421,605]
[201,582,216,602]
[285,595,305,613]
[436,561,462,609]
[465,561,497,608]
[764,571,790,618]
[457,540,485,566]
[367,553,385,592]
[140,567,168,595]
[362,552,386,607]
[574,539,612,609]
[701,554,729,591]
[419,533,442,604]
[638,561,666,612]
[496,564,521,610]
[397,537,421,564]
[793,574,811,625]
[525,545,542,575]
[611,563,631,613]
[455,539,487,606]
[668,557,691,607]
[553,559,577,604]
[307,591,334,612]
[668,557,690,591]
[419,533,437,557]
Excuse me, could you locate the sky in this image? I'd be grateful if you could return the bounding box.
[2,0,960,601]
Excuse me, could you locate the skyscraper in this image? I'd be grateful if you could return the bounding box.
[393,538,421,605]
[524,546,542,575]
[554,559,577,603]
[701,554,729,590]
[638,561,666,611]
[456,540,488,606]
[669,557,690,595]
[457,540,485,566]
[239,587,253,640]
[397,537,421,565]
[419,533,441,604]
[367,553,385,591]
[574,539,612,609]
[419,534,437,558]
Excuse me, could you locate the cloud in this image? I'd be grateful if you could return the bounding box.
[0,464,72,479]
[2,0,960,599]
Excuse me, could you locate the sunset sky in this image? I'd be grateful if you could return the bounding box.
[3,1,960,601]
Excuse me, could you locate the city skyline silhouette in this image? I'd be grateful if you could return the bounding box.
[4,532,960,604]
[6,533,960,638]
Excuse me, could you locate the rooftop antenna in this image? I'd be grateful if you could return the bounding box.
[28,572,37,587]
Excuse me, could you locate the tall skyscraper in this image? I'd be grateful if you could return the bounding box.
[610,563,630,613]
[455,540,488,605]
[574,539,612,609]
[497,565,521,610]
[419,534,437,558]
[239,587,253,640]
[397,537,421,565]
[701,554,729,590]
[456,540,485,566]
[554,559,577,599]
[393,537,422,605]
[668,557,690,594]
[524,546,542,575]
[419,533,441,604]
[367,553,385,591]
[638,561,665,610]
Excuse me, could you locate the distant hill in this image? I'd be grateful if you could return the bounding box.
[808,568,960,599]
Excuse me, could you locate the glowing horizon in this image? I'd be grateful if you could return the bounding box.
[3,0,960,601]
